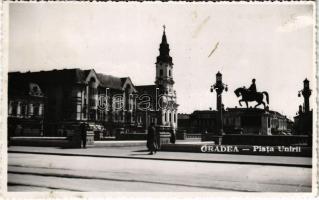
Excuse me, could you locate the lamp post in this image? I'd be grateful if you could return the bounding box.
[210,71,228,135]
[298,79,312,113]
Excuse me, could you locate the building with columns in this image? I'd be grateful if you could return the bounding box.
[135,26,178,132]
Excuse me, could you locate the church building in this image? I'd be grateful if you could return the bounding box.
[135,26,179,132]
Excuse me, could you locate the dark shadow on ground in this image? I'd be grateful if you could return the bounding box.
[129,153,153,156]
[132,149,149,152]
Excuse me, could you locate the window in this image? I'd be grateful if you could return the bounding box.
[174,113,176,123]
[268,117,271,128]
[8,101,12,115]
[169,70,171,77]
[12,102,17,116]
[164,112,167,122]
[169,113,172,122]
[160,69,163,76]
[33,104,39,116]
[83,107,87,118]
[21,103,26,117]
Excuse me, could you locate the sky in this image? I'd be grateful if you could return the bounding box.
[8,2,315,119]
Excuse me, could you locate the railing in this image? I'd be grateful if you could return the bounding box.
[186,134,202,139]
[222,134,309,146]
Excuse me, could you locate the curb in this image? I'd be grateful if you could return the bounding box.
[8,150,312,168]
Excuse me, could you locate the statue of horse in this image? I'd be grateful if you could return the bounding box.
[234,87,269,109]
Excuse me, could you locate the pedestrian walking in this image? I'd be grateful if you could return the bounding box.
[80,123,87,148]
[147,123,157,155]
[170,129,176,144]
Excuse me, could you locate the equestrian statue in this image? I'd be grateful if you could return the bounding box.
[234,79,269,109]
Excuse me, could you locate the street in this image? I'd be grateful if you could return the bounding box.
[8,151,312,192]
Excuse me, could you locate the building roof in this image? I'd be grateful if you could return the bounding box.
[9,68,90,87]
[9,68,138,92]
[135,85,157,96]
[177,113,191,119]
[96,73,123,90]
[156,28,173,65]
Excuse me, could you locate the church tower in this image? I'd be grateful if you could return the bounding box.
[155,25,178,129]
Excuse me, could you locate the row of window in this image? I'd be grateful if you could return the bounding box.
[8,101,43,117]
[268,118,287,129]
[88,109,134,123]
[164,112,177,123]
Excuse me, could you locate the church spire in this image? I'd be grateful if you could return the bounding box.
[162,25,167,44]
[156,25,173,65]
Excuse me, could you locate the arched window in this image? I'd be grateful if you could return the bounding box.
[12,102,17,116]
[8,101,13,115]
[20,103,27,117]
[33,103,40,116]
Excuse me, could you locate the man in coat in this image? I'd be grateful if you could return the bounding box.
[248,79,257,93]
[147,123,157,155]
[80,123,87,148]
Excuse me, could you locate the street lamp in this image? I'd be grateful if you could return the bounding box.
[298,78,312,113]
[210,71,228,135]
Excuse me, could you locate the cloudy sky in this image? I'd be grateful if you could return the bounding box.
[8,2,314,119]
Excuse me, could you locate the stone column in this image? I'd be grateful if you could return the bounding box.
[171,111,174,125]
[162,110,166,125]
[175,111,178,128]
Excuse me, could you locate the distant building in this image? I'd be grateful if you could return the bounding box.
[178,107,290,135]
[177,113,191,132]
[224,108,290,135]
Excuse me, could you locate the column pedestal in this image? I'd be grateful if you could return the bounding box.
[156,125,171,150]
[86,130,95,145]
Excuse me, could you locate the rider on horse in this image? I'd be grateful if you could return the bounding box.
[248,79,257,94]
[234,78,269,109]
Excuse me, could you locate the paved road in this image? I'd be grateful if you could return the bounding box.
[8,153,312,192]
[8,146,312,167]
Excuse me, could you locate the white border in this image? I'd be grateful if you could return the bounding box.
[1,1,317,199]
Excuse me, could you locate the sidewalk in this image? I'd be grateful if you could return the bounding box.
[8,145,312,168]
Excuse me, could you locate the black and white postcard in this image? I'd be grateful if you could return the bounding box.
[0,1,317,199]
